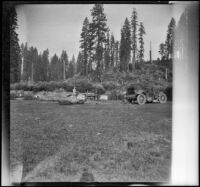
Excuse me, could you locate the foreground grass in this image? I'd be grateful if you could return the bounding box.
[10,100,172,182]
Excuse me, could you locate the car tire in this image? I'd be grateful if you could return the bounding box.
[158,92,167,103]
[137,94,146,105]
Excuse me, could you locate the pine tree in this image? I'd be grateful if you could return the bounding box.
[41,49,49,81]
[33,48,40,82]
[90,4,108,81]
[36,53,43,81]
[131,8,138,70]
[20,43,26,81]
[159,43,167,60]
[23,45,33,82]
[120,18,131,72]
[49,54,60,81]
[114,41,119,71]
[67,55,75,78]
[138,22,146,63]
[110,33,115,68]
[60,50,68,80]
[165,18,176,60]
[72,55,76,75]
[76,52,83,75]
[80,17,90,76]
[32,47,39,82]
[87,23,95,74]
[104,30,110,71]
[10,6,21,83]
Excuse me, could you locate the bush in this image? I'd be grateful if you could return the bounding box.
[102,71,116,81]
[61,80,74,92]
[102,81,119,90]
[92,83,105,95]
[10,91,18,100]
[10,83,17,90]
[24,93,35,100]
[45,82,56,91]
[75,78,93,93]
[10,82,29,91]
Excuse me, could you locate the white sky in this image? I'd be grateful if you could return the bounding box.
[16,3,186,61]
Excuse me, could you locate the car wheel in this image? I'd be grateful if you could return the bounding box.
[137,94,146,105]
[158,92,167,103]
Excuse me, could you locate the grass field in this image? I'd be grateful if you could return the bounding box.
[10,100,172,182]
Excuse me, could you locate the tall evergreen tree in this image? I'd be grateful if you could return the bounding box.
[60,50,68,80]
[67,55,75,78]
[23,45,32,81]
[131,8,138,70]
[159,43,167,60]
[138,22,146,63]
[110,33,115,68]
[76,52,83,74]
[21,43,35,82]
[49,54,60,81]
[90,4,108,81]
[87,23,95,74]
[36,53,43,81]
[120,18,131,72]
[10,6,21,83]
[104,30,110,71]
[41,49,49,81]
[165,18,176,60]
[32,47,39,82]
[29,47,34,82]
[80,17,90,76]
[114,41,119,71]
[33,48,41,82]
[20,42,27,81]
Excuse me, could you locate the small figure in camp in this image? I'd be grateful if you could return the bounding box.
[73,87,77,96]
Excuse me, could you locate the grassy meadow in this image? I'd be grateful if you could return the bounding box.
[10,100,172,182]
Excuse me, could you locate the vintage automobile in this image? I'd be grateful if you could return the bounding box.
[123,83,167,105]
[58,94,86,105]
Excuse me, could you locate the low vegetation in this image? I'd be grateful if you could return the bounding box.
[10,62,172,100]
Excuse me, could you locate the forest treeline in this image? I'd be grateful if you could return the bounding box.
[9,4,176,84]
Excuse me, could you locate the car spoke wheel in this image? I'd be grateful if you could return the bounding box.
[137,94,146,105]
[158,92,167,103]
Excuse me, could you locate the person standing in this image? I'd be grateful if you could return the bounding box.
[73,87,76,96]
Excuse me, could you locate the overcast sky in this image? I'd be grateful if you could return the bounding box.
[16,3,187,61]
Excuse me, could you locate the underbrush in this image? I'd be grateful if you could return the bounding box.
[10,62,173,100]
[10,79,106,95]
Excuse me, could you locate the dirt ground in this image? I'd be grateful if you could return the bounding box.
[10,100,172,182]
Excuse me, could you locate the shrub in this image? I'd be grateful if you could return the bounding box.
[10,82,29,91]
[102,71,116,81]
[32,82,44,92]
[62,80,74,92]
[44,82,56,91]
[10,91,18,100]
[24,94,35,100]
[75,78,93,93]
[54,88,65,92]
[92,83,105,95]
[102,81,119,90]
[10,83,17,90]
